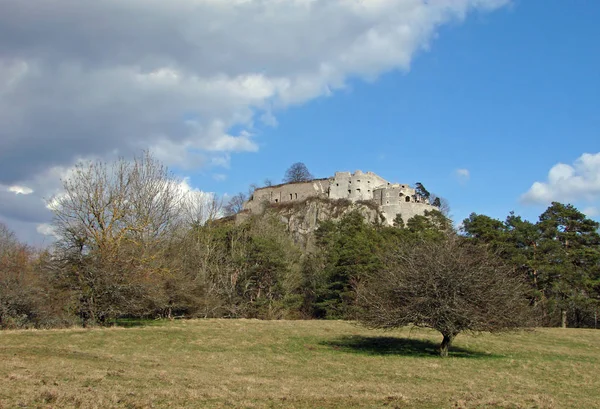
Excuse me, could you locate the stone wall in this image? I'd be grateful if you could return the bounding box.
[372,184,415,206]
[328,170,389,201]
[379,202,438,225]
[244,179,330,213]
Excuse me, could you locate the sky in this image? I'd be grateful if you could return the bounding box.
[1,0,599,245]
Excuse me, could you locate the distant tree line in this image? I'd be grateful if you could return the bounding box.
[1,154,596,352]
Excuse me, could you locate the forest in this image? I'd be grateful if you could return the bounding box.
[1,153,599,335]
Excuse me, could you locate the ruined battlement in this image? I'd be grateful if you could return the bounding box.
[243,170,437,225]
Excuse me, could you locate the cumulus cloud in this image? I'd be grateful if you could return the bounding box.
[0,0,509,242]
[521,152,600,205]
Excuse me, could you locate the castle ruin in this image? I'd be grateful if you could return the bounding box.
[243,170,437,225]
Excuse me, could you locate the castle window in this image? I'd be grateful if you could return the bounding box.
[336,183,339,186]
[356,188,361,193]
[290,193,293,200]
[386,201,389,204]
[348,190,351,195]
[295,193,298,199]
[368,190,370,193]
[357,180,361,183]
[399,193,403,197]
[405,196,411,202]
[275,199,279,203]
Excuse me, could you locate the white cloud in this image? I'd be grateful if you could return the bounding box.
[36,223,58,239]
[7,185,33,195]
[455,168,470,182]
[0,0,509,242]
[521,152,600,204]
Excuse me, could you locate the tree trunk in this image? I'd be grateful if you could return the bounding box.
[561,309,567,328]
[439,333,454,357]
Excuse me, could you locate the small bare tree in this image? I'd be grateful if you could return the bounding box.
[357,235,533,357]
[283,162,313,183]
[223,192,247,216]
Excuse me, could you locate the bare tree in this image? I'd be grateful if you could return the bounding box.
[357,235,533,357]
[283,162,313,183]
[224,192,247,216]
[49,151,184,325]
[430,194,451,217]
[0,223,70,328]
[182,192,223,227]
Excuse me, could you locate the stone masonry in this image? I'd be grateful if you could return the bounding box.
[243,170,437,226]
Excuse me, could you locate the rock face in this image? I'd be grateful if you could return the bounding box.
[237,197,384,249]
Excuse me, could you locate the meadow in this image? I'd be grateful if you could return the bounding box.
[1,320,598,408]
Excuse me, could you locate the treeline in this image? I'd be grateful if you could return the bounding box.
[462,204,600,328]
[0,153,598,329]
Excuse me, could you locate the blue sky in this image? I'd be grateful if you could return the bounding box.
[0,0,599,244]
[207,1,600,225]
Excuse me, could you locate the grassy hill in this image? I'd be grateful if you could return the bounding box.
[1,320,599,408]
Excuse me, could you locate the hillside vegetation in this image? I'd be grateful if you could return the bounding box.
[1,320,599,408]
[1,154,598,333]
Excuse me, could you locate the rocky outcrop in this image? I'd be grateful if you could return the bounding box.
[237,197,385,250]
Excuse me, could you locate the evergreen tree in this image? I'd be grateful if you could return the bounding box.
[537,203,600,327]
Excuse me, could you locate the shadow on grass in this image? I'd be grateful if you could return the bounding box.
[112,318,164,328]
[321,336,496,358]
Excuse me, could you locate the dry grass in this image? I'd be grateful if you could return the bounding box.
[1,320,599,408]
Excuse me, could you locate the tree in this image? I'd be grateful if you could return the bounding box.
[223,192,247,216]
[414,182,430,200]
[430,195,451,217]
[312,211,383,318]
[49,151,184,325]
[0,223,69,328]
[537,202,600,327]
[357,236,533,357]
[462,213,507,244]
[283,162,313,183]
[462,204,600,328]
[406,209,451,237]
[392,214,404,228]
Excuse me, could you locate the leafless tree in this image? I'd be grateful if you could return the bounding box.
[430,194,451,217]
[357,235,533,356]
[49,151,185,324]
[181,192,223,227]
[224,192,247,216]
[0,223,71,328]
[283,162,313,183]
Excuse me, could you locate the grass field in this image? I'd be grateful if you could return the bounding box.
[1,320,599,408]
